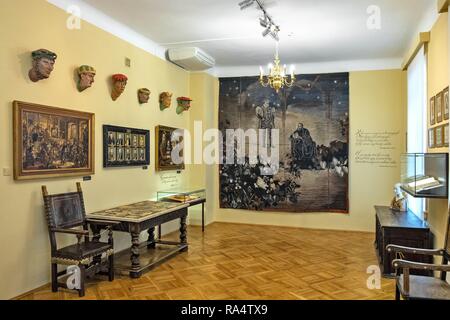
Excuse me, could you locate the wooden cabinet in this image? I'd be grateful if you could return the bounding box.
[374,206,432,277]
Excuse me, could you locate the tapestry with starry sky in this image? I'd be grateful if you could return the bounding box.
[219,73,349,213]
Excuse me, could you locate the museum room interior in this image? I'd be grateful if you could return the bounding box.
[0,0,449,301]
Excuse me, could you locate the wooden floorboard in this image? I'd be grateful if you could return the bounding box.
[19,222,396,300]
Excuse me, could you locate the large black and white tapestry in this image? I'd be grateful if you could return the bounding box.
[219,73,349,213]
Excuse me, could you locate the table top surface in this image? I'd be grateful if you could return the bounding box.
[87,201,189,223]
[374,205,429,230]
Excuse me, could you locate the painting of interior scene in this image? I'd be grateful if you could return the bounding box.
[219,73,349,213]
[21,110,90,171]
[156,125,185,171]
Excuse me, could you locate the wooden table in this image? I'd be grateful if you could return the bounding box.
[158,197,206,239]
[374,206,432,277]
[87,201,189,278]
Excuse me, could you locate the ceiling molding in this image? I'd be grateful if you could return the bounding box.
[438,0,449,13]
[401,32,431,71]
[211,58,403,78]
[402,0,438,64]
[46,0,167,60]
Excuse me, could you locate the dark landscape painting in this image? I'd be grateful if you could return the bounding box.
[219,73,349,213]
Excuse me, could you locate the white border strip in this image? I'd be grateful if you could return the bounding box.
[46,0,167,60]
[211,58,403,78]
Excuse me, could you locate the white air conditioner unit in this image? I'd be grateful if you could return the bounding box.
[167,47,215,71]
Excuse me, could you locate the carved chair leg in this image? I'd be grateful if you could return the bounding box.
[51,263,58,292]
[108,255,114,282]
[79,265,86,297]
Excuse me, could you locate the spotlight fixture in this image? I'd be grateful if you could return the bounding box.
[262,26,271,37]
[239,0,255,10]
[259,15,269,28]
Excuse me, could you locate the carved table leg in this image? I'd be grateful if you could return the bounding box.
[180,215,188,252]
[147,227,156,249]
[130,231,142,278]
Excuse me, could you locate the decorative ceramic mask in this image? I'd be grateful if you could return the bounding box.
[77,65,96,92]
[176,97,193,114]
[159,92,173,111]
[138,88,151,104]
[29,49,57,82]
[111,74,128,101]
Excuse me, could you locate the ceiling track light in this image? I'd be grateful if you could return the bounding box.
[239,0,255,10]
[239,0,281,41]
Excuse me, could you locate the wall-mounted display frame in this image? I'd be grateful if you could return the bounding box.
[155,125,185,171]
[444,86,449,121]
[428,128,435,149]
[435,125,444,148]
[444,124,449,147]
[13,101,95,180]
[430,96,435,125]
[103,125,150,168]
[436,91,443,124]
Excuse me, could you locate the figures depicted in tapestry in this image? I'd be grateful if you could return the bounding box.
[28,49,57,82]
[256,99,276,148]
[77,65,96,92]
[21,112,89,170]
[219,74,349,213]
[111,74,128,101]
[159,92,173,111]
[138,88,151,104]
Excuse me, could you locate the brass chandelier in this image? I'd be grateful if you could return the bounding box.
[259,43,296,93]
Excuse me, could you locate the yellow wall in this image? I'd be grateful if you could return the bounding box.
[213,70,407,232]
[188,73,219,226]
[0,0,203,299]
[426,13,449,251]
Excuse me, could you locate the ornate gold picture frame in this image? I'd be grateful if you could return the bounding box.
[155,125,185,171]
[13,101,95,180]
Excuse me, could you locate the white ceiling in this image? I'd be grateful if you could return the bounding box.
[81,0,436,68]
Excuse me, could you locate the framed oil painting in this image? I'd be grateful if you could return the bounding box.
[436,91,443,123]
[103,125,150,167]
[13,101,95,180]
[428,128,435,149]
[430,96,435,125]
[155,125,185,171]
[435,125,444,148]
[444,87,449,120]
[219,73,349,213]
[444,124,449,147]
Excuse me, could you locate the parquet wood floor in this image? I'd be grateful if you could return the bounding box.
[18,222,395,300]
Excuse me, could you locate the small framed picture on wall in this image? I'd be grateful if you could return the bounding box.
[435,125,444,148]
[444,87,449,120]
[428,128,435,149]
[445,124,449,147]
[430,96,435,125]
[436,91,443,123]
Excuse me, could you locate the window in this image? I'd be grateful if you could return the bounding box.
[406,46,427,219]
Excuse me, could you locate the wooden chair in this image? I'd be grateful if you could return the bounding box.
[387,210,450,300]
[42,182,119,297]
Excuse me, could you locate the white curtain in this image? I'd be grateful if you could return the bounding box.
[407,46,427,218]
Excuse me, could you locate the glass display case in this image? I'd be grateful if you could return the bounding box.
[400,153,448,198]
[157,188,207,233]
[157,188,206,204]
